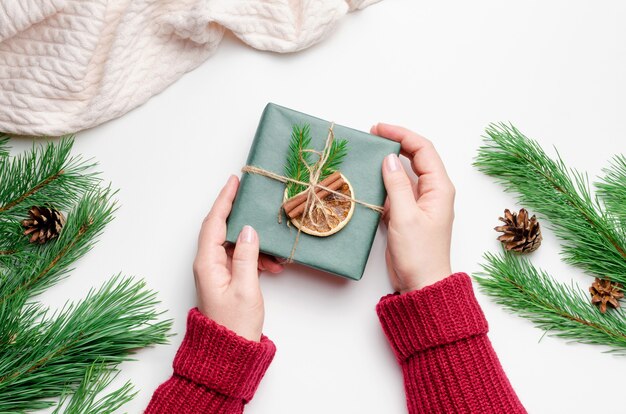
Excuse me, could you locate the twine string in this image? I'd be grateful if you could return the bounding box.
[300,125,338,229]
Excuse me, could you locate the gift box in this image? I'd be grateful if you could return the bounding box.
[225,103,400,280]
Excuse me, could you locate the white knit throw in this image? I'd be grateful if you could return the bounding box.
[0,0,381,136]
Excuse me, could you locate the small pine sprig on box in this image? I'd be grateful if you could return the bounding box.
[284,124,348,199]
[473,123,626,353]
[0,134,171,412]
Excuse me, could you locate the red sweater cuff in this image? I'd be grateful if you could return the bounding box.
[172,308,276,403]
[376,272,488,362]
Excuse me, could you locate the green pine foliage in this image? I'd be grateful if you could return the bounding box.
[473,123,626,352]
[0,134,9,158]
[284,124,313,198]
[284,124,348,198]
[597,155,626,230]
[475,123,626,284]
[0,137,171,412]
[52,363,136,414]
[476,252,626,352]
[322,138,348,179]
[0,138,97,222]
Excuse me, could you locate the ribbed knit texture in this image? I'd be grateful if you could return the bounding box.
[146,308,275,414]
[147,273,525,413]
[376,272,526,414]
[0,0,382,136]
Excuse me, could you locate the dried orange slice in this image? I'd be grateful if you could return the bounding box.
[283,173,355,237]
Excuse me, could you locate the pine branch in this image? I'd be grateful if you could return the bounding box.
[0,170,117,355]
[53,363,136,414]
[0,275,171,412]
[474,123,626,284]
[597,155,626,231]
[474,251,626,353]
[0,136,99,220]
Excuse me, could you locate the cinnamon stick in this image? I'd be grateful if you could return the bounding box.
[283,171,341,212]
[285,177,346,219]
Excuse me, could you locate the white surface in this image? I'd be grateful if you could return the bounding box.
[10,1,625,413]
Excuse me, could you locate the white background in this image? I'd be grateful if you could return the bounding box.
[10,1,625,413]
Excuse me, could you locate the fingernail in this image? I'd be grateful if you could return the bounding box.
[239,225,256,243]
[385,153,400,172]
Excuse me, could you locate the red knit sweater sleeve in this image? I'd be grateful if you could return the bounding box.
[145,308,275,414]
[376,272,526,414]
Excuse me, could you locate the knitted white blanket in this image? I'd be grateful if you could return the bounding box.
[0,0,380,136]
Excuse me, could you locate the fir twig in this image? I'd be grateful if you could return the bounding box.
[285,124,313,198]
[474,123,626,284]
[474,251,626,353]
[321,138,348,179]
[0,275,171,412]
[53,363,136,414]
[597,154,626,231]
[0,136,98,220]
[284,124,348,198]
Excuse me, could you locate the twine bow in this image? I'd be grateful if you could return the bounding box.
[242,123,384,262]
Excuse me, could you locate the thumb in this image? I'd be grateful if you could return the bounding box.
[231,225,261,289]
[382,154,417,219]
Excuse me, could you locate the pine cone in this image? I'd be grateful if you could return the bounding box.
[495,208,542,253]
[589,278,624,314]
[21,206,66,244]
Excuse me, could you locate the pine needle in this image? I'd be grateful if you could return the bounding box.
[0,133,9,158]
[284,124,348,198]
[53,363,136,414]
[474,251,626,353]
[597,154,626,231]
[474,123,626,284]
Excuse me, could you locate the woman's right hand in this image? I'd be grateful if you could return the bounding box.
[371,123,456,293]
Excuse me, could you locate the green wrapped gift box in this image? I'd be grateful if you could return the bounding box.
[225,103,400,280]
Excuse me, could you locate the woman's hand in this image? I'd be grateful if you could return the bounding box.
[371,123,455,293]
[193,175,283,341]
